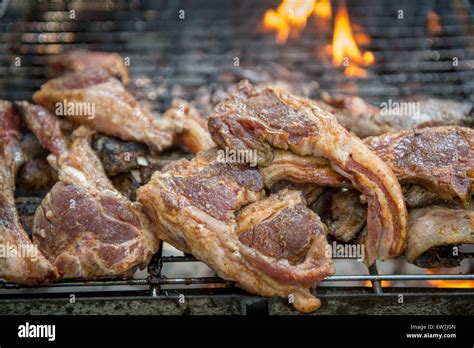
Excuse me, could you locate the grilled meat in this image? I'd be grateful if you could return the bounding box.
[406,206,474,268]
[324,94,472,137]
[260,150,349,189]
[365,126,474,207]
[162,99,215,154]
[33,69,176,152]
[18,101,159,279]
[324,189,367,243]
[208,80,407,265]
[402,185,451,209]
[137,150,334,312]
[47,49,129,85]
[15,133,57,195]
[268,181,324,205]
[15,197,42,237]
[0,101,58,284]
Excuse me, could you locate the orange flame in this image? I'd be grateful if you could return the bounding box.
[331,1,374,77]
[314,0,332,20]
[262,0,331,44]
[426,269,474,288]
[427,11,442,36]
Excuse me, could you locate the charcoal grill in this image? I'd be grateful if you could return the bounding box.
[0,0,473,315]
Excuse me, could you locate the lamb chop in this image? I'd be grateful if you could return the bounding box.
[137,149,334,313]
[406,206,474,268]
[47,49,129,85]
[17,101,159,279]
[32,68,176,152]
[0,101,58,284]
[365,126,474,207]
[208,80,408,266]
[323,93,472,137]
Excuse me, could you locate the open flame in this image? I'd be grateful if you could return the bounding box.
[427,11,442,36]
[426,269,474,288]
[262,0,374,78]
[262,0,332,44]
[331,1,374,77]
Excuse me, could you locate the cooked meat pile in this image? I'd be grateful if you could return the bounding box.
[46,49,130,85]
[208,80,408,266]
[137,149,334,312]
[406,206,474,268]
[365,127,474,207]
[323,93,472,138]
[1,48,473,313]
[17,101,159,278]
[0,101,58,284]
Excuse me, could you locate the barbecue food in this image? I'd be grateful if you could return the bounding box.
[402,185,451,208]
[365,126,474,207]
[268,181,324,205]
[324,189,367,243]
[406,206,474,268]
[47,49,130,85]
[15,197,42,237]
[0,101,58,284]
[33,69,176,152]
[208,80,408,266]
[162,99,215,154]
[324,94,472,137]
[260,150,349,188]
[17,101,159,279]
[137,149,334,312]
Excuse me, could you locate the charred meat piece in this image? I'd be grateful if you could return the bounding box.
[324,189,367,243]
[406,206,474,268]
[365,126,474,207]
[15,197,42,237]
[402,185,451,209]
[162,99,215,154]
[33,69,175,152]
[324,94,472,137]
[18,101,159,279]
[47,49,129,85]
[0,101,58,284]
[208,80,407,265]
[137,151,333,313]
[260,150,349,189]
[16,133,57,195]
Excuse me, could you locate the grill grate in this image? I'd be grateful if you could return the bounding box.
[0,0,473,311]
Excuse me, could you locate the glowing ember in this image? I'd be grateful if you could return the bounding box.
[426,269,474,288]
[331,1,374,77]
[262,0,331,44]
[427,11,442,36]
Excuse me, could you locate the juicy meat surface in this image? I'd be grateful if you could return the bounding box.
[324,189,367,243]
[18,101,159,279]
[365,126,474,207]
[0,101,58,284]
[406,206,474,268]
[137,149,334,313]
[33,69,175,152]
[208,80,407,265]
[324,94,472,137]
[47,49,129,85]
